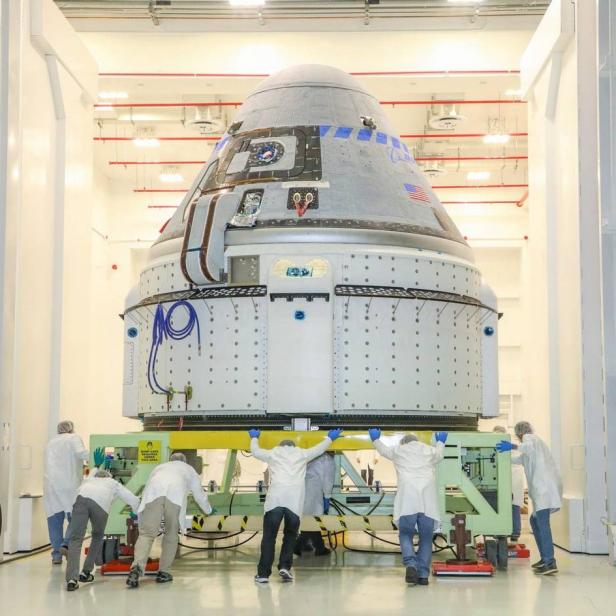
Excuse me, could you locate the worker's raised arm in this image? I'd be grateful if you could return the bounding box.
[303,436,333,462]
[189,468,212,515]
[369,428,394,460]
[429,432,448,463]
[248,429,273,463]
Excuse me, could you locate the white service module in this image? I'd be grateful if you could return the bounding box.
[121,65,499,429]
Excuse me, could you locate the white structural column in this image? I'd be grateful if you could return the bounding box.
[522,0,609,554]
[598,0,616,561]
[0,0,97,555]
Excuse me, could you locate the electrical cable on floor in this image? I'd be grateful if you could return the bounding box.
[178,532,258,551]
[329,498,454,555]
[0,544,52,565]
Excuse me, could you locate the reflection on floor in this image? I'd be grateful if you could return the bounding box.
[1,532,614,615]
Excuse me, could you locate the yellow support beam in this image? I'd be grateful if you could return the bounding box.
[169,430,435,451]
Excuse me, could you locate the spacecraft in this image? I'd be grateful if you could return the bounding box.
[122,64,499,431]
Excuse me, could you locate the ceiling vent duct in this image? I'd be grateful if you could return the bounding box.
[186,106,226,135]
[428,102,467,130]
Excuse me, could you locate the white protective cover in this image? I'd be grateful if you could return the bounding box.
[303,453,336,515]
[76,470,140,514]
[43,434,89,516]
[373,438,445,523]
[512,433,563,512]
[138,460,212,531]
[250,437,332,517]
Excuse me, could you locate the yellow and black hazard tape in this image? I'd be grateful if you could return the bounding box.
[192,514,398,533]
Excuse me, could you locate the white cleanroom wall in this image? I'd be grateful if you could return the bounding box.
[0,0,97,554]
[522,0,608,554]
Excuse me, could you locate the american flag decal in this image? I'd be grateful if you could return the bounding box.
[404,183,431,203]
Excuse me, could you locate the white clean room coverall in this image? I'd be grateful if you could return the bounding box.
[512,464,526,507]
[43,433,89,516]
[303,453,336,515]
[251,437,332,517]
[373,439,445,523]
[512,433,562,512]
[76,471,140,514]
[138,460,212,531]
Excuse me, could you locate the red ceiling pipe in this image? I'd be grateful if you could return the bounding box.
[110,160,205,165]
[516,190,529,207]
[401,132,528,139]
[95,136,220,142]
[99,69,520,78]
[95,98,526,110]
[148,205,179,209]
[94,133,528,142]
[432,184,528,189]
[134,189,186,193]
[416,155,527,162]
[441,200,521,204]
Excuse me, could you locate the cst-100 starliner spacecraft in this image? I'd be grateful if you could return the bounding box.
[122,65,499,431]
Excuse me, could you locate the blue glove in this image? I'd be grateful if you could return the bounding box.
[93,447,105,467]
[434,431,448,444]
[328,428,343,441]
[495,440,517,453]
[368,428,381,442]
[323,497,330,514]
[248,428,260,439]
[129,512,138,520]
[104,454,113,470]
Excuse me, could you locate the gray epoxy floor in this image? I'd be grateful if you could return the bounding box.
[1,532,615,616]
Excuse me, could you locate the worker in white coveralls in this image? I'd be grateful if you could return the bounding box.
[496,421,562,576]
[65,447,140,591]
[43,421,89,565]
[295,451,336,556]
[127,452,213,588]
[493,425,526,542]
[369,429,447,586]
[249,428,343,584]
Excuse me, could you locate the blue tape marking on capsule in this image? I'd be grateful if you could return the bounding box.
[294,310,306,321]
[334,127,353,139]
[376,132,388,144]
[402,143,410,153]
[391,137,401,149]
[320,125,332,137]
[357,128,372,141]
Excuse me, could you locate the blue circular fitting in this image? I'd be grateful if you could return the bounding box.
[127,327,138,338]
[294,310,306,321]
[484,326,495,336]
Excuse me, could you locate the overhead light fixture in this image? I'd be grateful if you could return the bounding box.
[467,171,491,181]
[95,105,114,112]
[229,0,266,6]
[447,0,484,3]
[160,166,183,184]
[505,89,523,97]
[133,127,160,148]
[98,91,128,99]
[483,133,511,145]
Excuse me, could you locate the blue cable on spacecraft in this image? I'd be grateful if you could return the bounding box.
[147,301,200,395]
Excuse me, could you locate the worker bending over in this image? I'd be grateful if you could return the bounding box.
[250,428,342,583]
[496,421,562,575]
[44,420,89,565]
[295,452,336,557]
[369,429,447,586]
[65,448,140,591]
[127,452,212,588]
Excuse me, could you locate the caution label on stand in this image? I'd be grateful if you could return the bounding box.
[138,440,161,464]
